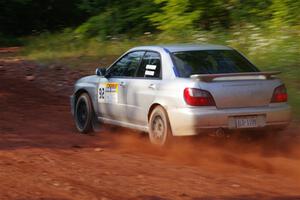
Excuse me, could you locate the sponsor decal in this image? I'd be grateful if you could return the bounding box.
[98,82,119,103]
[145,64,157,70]
[145,70,155,76]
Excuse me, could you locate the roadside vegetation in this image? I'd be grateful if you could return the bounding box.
[0,0,299,118]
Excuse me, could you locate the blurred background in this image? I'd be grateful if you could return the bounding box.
[0,0,299,116]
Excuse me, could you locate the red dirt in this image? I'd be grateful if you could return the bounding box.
[1,49,300,200]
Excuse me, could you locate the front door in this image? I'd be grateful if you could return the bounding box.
[97,51,145,122]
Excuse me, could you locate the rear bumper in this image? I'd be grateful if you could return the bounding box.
[168,104,291,136]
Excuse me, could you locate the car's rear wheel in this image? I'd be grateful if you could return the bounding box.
[75,93,94,133]
[148,106,172,146]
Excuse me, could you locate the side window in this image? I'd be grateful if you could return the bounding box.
[136,51,161,78]
[108,51,145,77]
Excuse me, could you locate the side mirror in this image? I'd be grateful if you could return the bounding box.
[95,67,107,76]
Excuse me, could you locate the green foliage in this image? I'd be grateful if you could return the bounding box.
[270,0,289,28]
[77,0,109,15]
[0,33,23,46]
[75,0,157,39]
[75,10,114,38]
[1,0,300,40]
[0,0,87,36]
[190,0,231,29]
[148,0,200,34]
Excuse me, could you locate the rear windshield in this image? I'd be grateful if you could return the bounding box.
[171,50,259,77]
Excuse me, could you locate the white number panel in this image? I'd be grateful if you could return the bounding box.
[98,83,119,103]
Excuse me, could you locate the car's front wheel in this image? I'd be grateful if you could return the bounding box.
[74,93,94,133]
[148,106,172,146]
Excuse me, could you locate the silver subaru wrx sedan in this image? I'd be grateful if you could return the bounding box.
[70,45,291,145]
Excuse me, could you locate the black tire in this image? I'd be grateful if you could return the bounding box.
[74,93,94,133]
[148,106,172,146]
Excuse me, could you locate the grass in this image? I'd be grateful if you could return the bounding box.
[21,26,300,119]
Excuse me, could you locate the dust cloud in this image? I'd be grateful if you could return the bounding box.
[102,124,300,183]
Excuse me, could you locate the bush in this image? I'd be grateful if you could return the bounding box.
[0,33,23,47]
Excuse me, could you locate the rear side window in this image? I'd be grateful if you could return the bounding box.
[136,51,161,79]
[172,50,259,77]
[108,51,145,77]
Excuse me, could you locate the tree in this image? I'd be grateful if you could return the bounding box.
[0,0,86,36]
[75,0,158,39]
[148,0,200,34]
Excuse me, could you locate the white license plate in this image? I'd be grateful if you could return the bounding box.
[235,116,258,128]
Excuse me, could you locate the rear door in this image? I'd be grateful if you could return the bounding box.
[126,51,162,126]
[98,51,145,121]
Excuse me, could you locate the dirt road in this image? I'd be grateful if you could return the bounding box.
[1,48,300,200]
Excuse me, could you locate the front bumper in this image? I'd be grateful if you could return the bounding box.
[70,95,75,116]
[168,103,291,136]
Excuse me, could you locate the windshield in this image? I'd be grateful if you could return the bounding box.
[171,50,259,77]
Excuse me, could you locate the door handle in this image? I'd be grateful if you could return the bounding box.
[120,81,126,87]
[148,83,156,90]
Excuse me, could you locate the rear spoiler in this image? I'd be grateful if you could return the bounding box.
[190,71,281,82]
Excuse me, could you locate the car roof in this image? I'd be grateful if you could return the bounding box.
[130,44,232,53]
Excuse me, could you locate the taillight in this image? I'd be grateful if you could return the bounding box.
[271,85,288,103]
[184,88,216,106]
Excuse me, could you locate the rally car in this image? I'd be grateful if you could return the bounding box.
[70,45,291,145]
